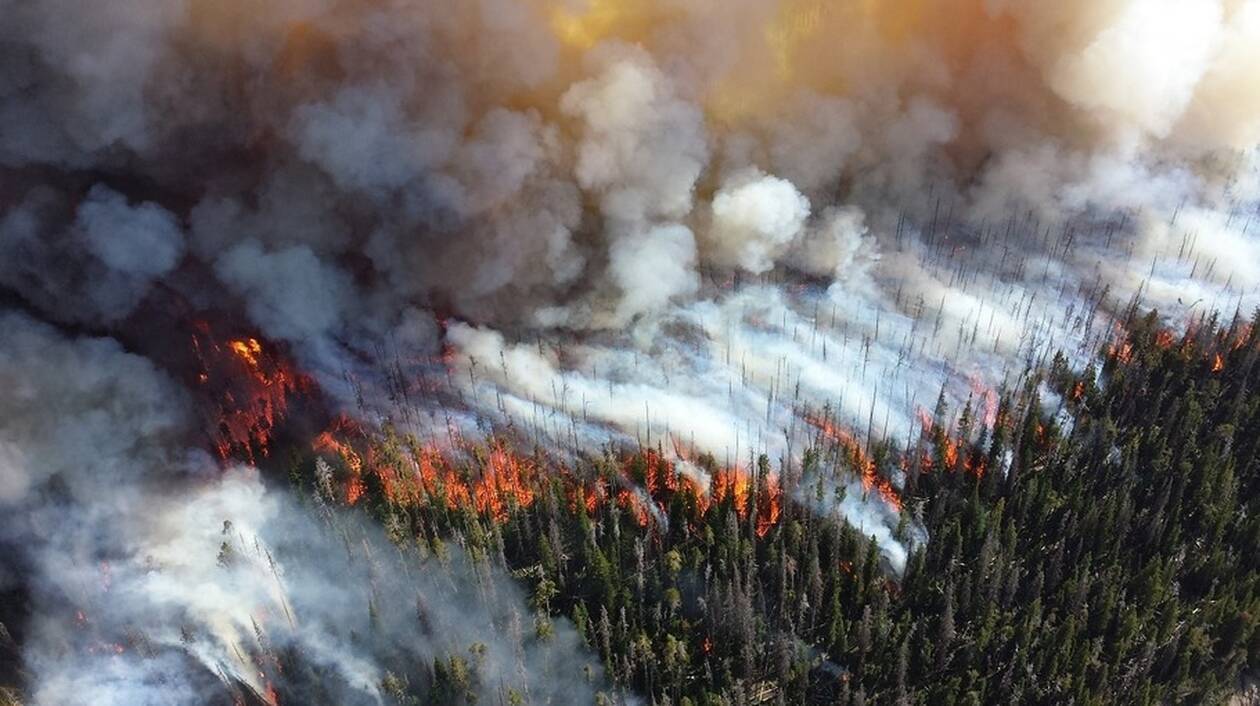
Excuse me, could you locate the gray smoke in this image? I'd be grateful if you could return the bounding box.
[3,0,1260,696]
[0,312,622,705]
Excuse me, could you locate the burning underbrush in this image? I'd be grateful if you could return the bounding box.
[299,394,1014,557]
[173,314,1043,577]
[308,416,790,539]
[188,320,316,465]
[169,315,990,566]
[1103,310,1258,379]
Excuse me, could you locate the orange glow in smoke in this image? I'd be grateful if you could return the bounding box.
[264,680,281,706]
[969,375,999,429]
[1232,323,1253,350]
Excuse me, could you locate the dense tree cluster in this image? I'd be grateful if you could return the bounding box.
[309,310,1259,705]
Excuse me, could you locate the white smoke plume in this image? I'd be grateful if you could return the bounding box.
[4,0,1260,696]
[0,312,621,705]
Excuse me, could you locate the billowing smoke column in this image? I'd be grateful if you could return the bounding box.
[3,0,1260,701]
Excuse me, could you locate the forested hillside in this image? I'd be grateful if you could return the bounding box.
[300,311,1260,705]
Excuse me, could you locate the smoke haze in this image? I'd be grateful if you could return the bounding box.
[4,0,1260,700]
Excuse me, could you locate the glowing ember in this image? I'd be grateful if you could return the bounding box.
[963,455,987,478]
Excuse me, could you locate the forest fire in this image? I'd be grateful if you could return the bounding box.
[1231,323,1254,350]
[913,410,984,480]
[1108,340,1135,366]
[312,416,365,476]
[190,322,309,465]
[1071,380,1086,402]
[229,338,265,369]
[308,419,788,536]
[968,376,999,429]
[474,447,539,521]
[312,421,545,521]
[617,488,652,527]
[942,437,959,469]
[1107,320,1251,377]
[657,445,783,536]
[264,681,280,706]
[756,473,782,537]
[805,413,902,512]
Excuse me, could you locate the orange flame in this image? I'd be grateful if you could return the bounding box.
[617,488,651,527]
[192,323,307,464]
[344,474,366,506]
[805,413,902,512]
[313,416,365,475]
[756,473,782,537]
[712,466,752,517]
[229,337,264,368]
[942,437,959,469]
[312,420,789,536]
[473,446,539,521]
[1108,341,1134,365]
[915,406,934,431]
[264,680,280,706]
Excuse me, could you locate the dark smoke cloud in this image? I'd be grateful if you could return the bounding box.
[0,186,184,324]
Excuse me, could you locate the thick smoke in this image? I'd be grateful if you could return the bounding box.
[4,0,1260,696]
[0,186,185,323]
[0,313,620,705]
